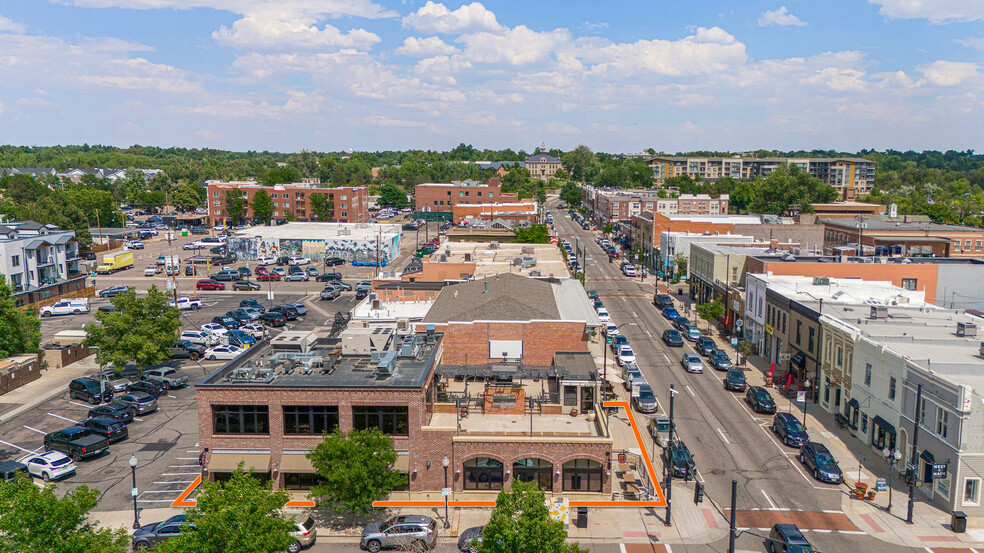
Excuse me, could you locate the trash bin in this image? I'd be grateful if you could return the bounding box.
[576,507,588,529]
[952,511,967,533]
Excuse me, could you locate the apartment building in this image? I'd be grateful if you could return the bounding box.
[648,156,876,200]
[414,179,517,215]
[585,186,730,226]
[0,221,85,306]
[206,181,369,225]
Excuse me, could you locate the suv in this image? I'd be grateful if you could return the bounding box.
[632,384,658,414]
[695,336,716,355]
[647,416,671,448]
[360,515,438,552]
[767,523,813,553]
[800,442,843,484]
[724,367,747,392]
[745,386,776,414]
[653,294,674,308]
[271,305,300,320]
[287,512,318,553]
[69,377,112,405]
[773,412,809,448]
[663,441,696,480]
[132,513,191,550]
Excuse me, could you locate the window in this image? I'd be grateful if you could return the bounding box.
[976,241,982,251]
[11,255,19,267]
[964,478,980,506]
[563,459,603,492]
[936,407,948,438]
[796,321,802,345]
[341,195,347,200]
[213,192,219,198]
[837,347,844,369]
[352,406,409,435]
[808,328,815,352]
[901,278,918,291]
[965,239,973,250]
[212,405,269,434]
[513,458,553,490]
[889,377,896,400]
[284,473,327,490]
[861,413,868,434]
[283,406,338,435]
[463,457,503,490]
[271,193,278,199]
[920,398,926,425]
[864,363,871,386]
[781,312,786,333]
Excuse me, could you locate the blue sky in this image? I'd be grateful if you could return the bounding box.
[0,0,982,153]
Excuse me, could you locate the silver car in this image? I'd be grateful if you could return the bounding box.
[360,515,438,552]
[681,353,703,373]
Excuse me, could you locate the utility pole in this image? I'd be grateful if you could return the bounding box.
[728,479,737,553]
[855,214,867,257]
[907,383,923,525]
[665,384,676,527]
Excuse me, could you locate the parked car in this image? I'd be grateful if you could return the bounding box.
[681,324,701,342]
[239,299,265,312]
[143,367,190,390]
[285,272,309,282]
[799,442,844,484]
[320,286,341,301]
[132,514,191,551]
[184,265,197,276]
[97,285,129,298]
[126,380,167,399]
[236,266,252,278]
[596,309,612,324]
[233,280,261,291]
[360,515,438,552]
[180,330,217,347]
[323,257,346,266]
[661,307,680,320]
[681,353,703,373]
[662,329,684,347]
[663,441,696,480]
[653,294,674,308]
[210,271,241,282]
[170,297,202,311]
[87,404,135,423]
[204,345,244,360]
[745,386,777,414]
[316,271,343,282]
[270,305,300,320]
[289,303,308,316]
[694,336,716,356]
[272,267,287,277]
[457,525,483,553]
[355,289,369,300]
[43,427,110,462]
[95,370,130,393]
[647,416,672,448]
[709,349,733,370]
[259,312,287,327]
[287,512,319,553]
[724,367,747,392]
[79,417,128,444]
[305,266,320,277]
[673,317,691,331]
[225,329,257,349]
[69,377,112,405]
[113,392,158,415]
[18,451,76,482]
[632,384,658,413]
[622,363,644,392]
[609,334,628,353]
[768,523,813,553]
[256,256,277,266]
[196,279,225,290]
[211,315,240,329]
[616,345,636,366]
[240,323,266,339]
[773,412,809,448]
[225,310,253,324]
[144,265,160,276]
[288,256,310,266]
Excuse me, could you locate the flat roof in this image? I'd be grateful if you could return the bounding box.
[234,222,400,241]
[753,274,926,306]
[822,218,983,233]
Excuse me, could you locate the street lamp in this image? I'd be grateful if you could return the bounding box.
[442,456,451,529]
[883,447,902,513]
[129,455,140,529]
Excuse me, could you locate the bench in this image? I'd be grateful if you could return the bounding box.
[834,413,850,429]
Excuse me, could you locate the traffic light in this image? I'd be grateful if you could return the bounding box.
[694,481,705,504]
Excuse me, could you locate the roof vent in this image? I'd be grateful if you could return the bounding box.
[870,305,888,319]
[812,276,830,286]
[377,351,397,375]
[958,322,977,337]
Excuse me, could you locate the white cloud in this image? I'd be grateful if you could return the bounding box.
[364,115,427,127]
[395,36,459,57]
[679,121,702,134]
[804,67,867,91]
[758,6,806,26]
[869,0,984,23]
[0,99,4,115]
[580,27,747,77]
[213,16,380,50]
[0,14,25,33]
[919,60,980,86]
[460,25,570,65]
[544,121,581,134]
[195,129,219,140]
[121,121,138,131]
[956,37,984,51]
[402,1,500,33]
[16,97,58,108]
[57,0,397,19]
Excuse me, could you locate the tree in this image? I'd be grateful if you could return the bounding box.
[512,224,550,244]
[0,475,129,553]
[83,286,180,374]
[560,182,581,207]
[155,467,295,553]
[225,189,246,225]
[0,276,41,358]
[478,480,586,553]
[170,183,202,211]
[378,182,409,208]
[251,189,274,223]
[260,165,301,186]
[695,298,724,331]
[563,145,594,182]
[554,167,570,181]
[309,193,334,221]
[308,428,405,523]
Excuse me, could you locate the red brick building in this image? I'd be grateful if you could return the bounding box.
[414,179,517,214]
[206,180,369,225]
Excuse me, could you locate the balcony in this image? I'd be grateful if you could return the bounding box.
[36,257,56,267]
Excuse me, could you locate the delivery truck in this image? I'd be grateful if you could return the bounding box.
[96,252,134,274]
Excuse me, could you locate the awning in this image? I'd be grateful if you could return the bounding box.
[872,415,896,437]
[920,450,935,464]
[790,351,806,369]
[603,370,625,385]
[279,454,315,474]
[394,454,410,473]
[208,453,271,473]
[848,398,860,411]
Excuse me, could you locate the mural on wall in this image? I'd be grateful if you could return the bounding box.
[226,231,399,265]
[302,240,325,261]
[228,236,258,261]
[281,239,303,258]
[256,238,281,260]
[325,234,400,266]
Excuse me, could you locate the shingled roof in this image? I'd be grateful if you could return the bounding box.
[423,273,560,323]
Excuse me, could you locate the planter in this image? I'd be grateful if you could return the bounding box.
[854,482,868,500]
[570,408,578,417]
[866,491,876,500]
[586,410,596,422]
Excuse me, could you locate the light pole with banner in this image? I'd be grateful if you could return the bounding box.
[883,447,902,513]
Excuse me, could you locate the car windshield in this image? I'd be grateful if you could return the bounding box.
[666,330,680,337]
[756,391,772,402]
[815,451,837,468]
[671,448,692,463]
[50,456,71,467]
[656,422,671,432]
[787,419,805,433]
[638,390,655,400]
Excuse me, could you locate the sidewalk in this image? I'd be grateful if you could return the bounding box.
[0,356,97,422]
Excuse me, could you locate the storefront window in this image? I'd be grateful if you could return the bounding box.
[463,457,503,490]
[562,459,602,492]
[514,458,553,490]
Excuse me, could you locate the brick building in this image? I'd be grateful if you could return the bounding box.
[206,180,369,225]
[414,179,517,215]
[451,202,540,225]
[585,186,729,227]
[821,218,984,259]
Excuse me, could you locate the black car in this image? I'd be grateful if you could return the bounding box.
[270,305,299,320]
[745,386,776,414]
[457,526,483,553]
[79,417,128,444]
[225,310,253,324]
[132,514,192,551]
[184,265,197,276]
[724,368,746,392]
[323,257,346,266]
[662,329,684,347]
[211,315,240,329]
[240,299,265,312]
[355,289,368,300]
[237,267,252,279]
[316,271,343,282]
[799,442,843,484]
[81,251,97,260]
[259,312,287,327]
[773,412,809,448]
[653,293,674,308]
[69,377,112,405]
[663,441,696,480]
[768,524,813,553]
[87,403,135,424]
[673,317,691,332]
[210,271,240,282]
[695,336,717,356]
[98,285,129,298]
[233,280,261,291]
[126,380,167,399]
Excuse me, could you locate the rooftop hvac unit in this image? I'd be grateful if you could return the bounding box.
[870,305,888,319]
[372,299,381,310]
[958,322,978,337]
[812,276,830,286]
[397,318,410,332]
[399,334,420,358]
[489,241,499,249]
[377,351,398,375]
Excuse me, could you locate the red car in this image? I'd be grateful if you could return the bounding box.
[257,273,281,281]
[196,279,225,290]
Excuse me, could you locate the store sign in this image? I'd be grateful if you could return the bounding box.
[765,324,774,334]
[931,463,948,480]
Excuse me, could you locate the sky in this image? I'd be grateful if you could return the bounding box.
[0,0,982,154]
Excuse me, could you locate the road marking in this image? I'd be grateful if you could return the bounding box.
[68,401,95,409]
[175,457,199,460]
[662,354,670,364]
[761,490,779,510]
[811,529,832,533]
[619,545,626,553]
[664,545,673,553]
[47,412,78,423]
[153,481,194,485]
[0,438,31,453]
[186,450,199,453]
[137,499,180,503]
[169,465,200,468]
[646,330,653,338]
[161,472,200,476]
[716,428,730,444]
[839,530,866,535]
[23,426,47,435]
[821,509,843,513]
[168,395,177,399]
[685,385,695,397]
[141,490,186,494]
[133,417,143,422]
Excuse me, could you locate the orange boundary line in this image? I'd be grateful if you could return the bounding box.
[171,402,666,510]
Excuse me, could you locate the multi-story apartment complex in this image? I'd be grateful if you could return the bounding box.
[0,221,85,306]
[583,186,729,226]
[647,156,876,200]
[206,180,369,225]
[414,179,517,215]
[524,151,564,181]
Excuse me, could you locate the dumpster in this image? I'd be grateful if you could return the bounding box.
[576,507,588,529]
[952,511,967,533]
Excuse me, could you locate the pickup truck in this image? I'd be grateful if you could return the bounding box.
[40,299,90,317]
[142,368,189,389]
[43,427,110,462]
[320,286,341,301]
[169,340,204,361]
[169,297,202,311]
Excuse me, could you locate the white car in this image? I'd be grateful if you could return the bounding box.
[19,451,76,482]
[201,323,229,336]
[617,345,636,366]
[240,323,265,340]
[180,330,217,346]
[288,256,310,266]
[144,265,160,276]
[204,345,244,360]
[170,297,203,311]
[257,256,277,266]
[605,323,619,337]
[597,309,612,324]
[623,265,637,277]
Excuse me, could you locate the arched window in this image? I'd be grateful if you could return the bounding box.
[513,458,553,490]
[463,457,503,490]
[562,459,602,492]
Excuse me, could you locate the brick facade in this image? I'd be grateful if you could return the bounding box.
[414,179,505,213]
[427,321,589,366]
[206,181,369,225]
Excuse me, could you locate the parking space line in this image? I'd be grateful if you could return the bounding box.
[161,472,200,476]
[169,465,200,468]
[761,490,779,510]
[133,418,143,422]
[154,481,194,484]
[0,438,31,452]
[176,457,199,460]
[68,401,95,409]
[23,425,47,435]
[137,499,179,503]
[168,395,177,399]
[47,412,78,423]
[141,490,186,494]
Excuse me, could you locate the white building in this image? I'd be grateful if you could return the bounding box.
[659,232,754,278]
[229,222,402,266]
[0,221,85,306]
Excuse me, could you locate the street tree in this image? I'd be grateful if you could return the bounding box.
[563,144,594,181]
[225,189,246,225]
[309,194,334,221]
[378,182,409,208]
[251,189,274,223]
[560,181,581,207]
[0,476,130,553]
[155,467,295,553]
[478,480,587,553]
[0,275,41,358]
[695,298,724,331]
[170,183,202,211]
[308,428,405,523]
[512,224,550,244]
[83,286,181,374]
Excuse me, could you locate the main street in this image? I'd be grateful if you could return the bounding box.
[549,201,922,553]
